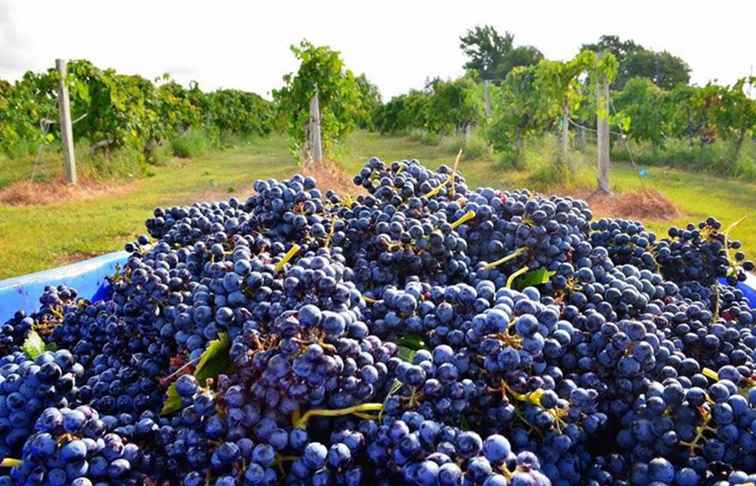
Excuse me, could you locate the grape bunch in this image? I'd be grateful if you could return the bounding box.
[6,405,147,485]
[0,157,754,486]
[0,350,83,461]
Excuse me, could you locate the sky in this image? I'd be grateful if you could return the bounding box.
[0,0,754,100]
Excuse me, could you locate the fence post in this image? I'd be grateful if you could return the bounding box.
[309,91,323,165]
[56,59,77,185]
[560,104,572,174]
[596,75,611,193]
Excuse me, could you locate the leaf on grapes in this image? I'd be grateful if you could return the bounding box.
[22,331,47,360]
[397,334,426,363]
[397,334,425,351]
[161,383,181,416]
[194,333,232,386]
[397,346,416,363]
[515,267,556,290]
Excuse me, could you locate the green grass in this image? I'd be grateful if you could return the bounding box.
[0,135,296,278]
[0,130,754,279]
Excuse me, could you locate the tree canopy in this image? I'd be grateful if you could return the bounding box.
[582,35,690,89]
[459,25,543,82]
[273,40,362,157]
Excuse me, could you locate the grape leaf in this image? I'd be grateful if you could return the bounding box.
[514,267,556,290]
[161,333,232,416]
[160,384,181,416]
[194,333,232,386]
[397,334,425,351]
[22,330,47,360]
[397,346,417,363]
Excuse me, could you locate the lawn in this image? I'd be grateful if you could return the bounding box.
[0,131,754,279]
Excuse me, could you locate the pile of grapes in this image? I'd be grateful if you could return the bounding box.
[0,157,754,486]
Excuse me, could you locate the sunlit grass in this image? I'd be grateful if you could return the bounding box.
[0,131,753,279]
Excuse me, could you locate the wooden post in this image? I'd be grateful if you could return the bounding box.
[483,80,491,118]
[596,75,611,193]
[309,92,323,165]
[56,59,77,185]
[560,103,571,173]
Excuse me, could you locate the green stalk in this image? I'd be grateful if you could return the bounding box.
[506,265,530,289]
[483,247,528,270]
[274,244,301,272]
[450,210,476,229]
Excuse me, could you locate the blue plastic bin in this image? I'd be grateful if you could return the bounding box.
[0,251,130,322]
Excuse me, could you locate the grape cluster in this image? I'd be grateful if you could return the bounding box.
[0,157,754,486]
[591,217,754,287]
[6,405,147,485]
[0,351,83,460]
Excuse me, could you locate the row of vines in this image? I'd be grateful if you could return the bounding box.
[369,28,755,177]
[1,34,753,179]
[0,60,274,161]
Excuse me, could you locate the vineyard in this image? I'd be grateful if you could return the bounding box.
[1,19,756,486]
[1,30,754,191]
[0,60,274,167]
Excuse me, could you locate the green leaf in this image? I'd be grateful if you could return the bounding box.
[160,383,181,416]
[515,267,556,290]
[22,331,47,360]
[397,346,417,363]
[194,332,232,386]
[397,334,425,351]
[161,333,232,416]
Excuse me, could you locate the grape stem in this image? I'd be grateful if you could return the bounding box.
[274,244,301,272]
[483,247,528,270]
[159,356,200,386]
[450,210,476,229]
[292,403,384,429]
[723,215,746,274]
[0,458,21,468]
[506,265,530,289]
[323,216,338,249]
[449,149,463,199]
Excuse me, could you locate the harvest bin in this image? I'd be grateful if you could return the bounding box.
[0,251,129,322]
[0,251,755,323]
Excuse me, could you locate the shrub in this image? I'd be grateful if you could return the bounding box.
[408,128,440,145]
[170,129,215,158]
[441,131,490,160]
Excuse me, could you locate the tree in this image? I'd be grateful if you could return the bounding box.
[716,77,756,162]
[460,25,543,82]
[485,66,550,166]
[273,40,361,158]
[354,74,382,130]
[667,83,722,147]
[613,77,670,147]
[582,35,641,68]
[623,49,691,90]
[424,74,483,133]
[534,50,597,173]
[582,35,690,89]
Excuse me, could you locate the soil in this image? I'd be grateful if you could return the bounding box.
[0,177,133,206]
[557,187,682,220]
[299,160,366,197]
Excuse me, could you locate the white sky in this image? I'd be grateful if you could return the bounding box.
[1,0,754,100]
